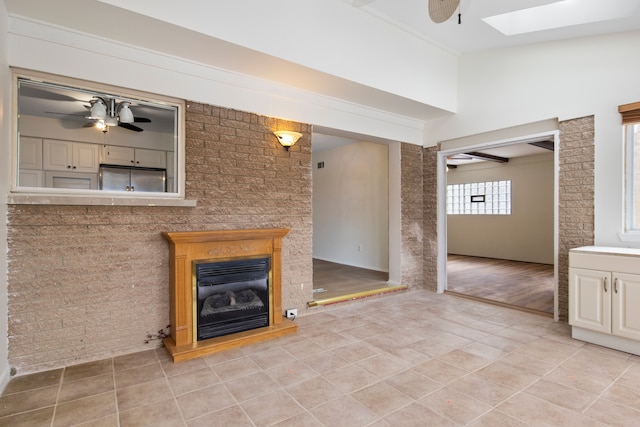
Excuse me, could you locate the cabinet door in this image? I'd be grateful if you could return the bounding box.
[612,273,640,341]
[18,169,43,187]
[43,139,72,171]
[569,268,611,334]
[102,145,135,166]
[45,171,97,190]
[19,137,43,170]
[135,148,166,168]
[73,143,99,173]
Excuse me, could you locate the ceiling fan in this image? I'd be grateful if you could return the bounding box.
[86,96,151,133]
[19,80,152,133]
[428,0,461,24]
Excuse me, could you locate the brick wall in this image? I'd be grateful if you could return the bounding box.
[6,107,594,372]
[423,146,438,292]
[6,102,313,374]
[400,143,425,288]
[558,116,595,321]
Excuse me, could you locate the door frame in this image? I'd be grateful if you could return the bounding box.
[436,130,560,321]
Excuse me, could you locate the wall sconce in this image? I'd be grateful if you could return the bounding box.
[274,130,302,150]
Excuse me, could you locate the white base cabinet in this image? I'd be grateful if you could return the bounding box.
[569,246,640,355]
[18,169,43,187]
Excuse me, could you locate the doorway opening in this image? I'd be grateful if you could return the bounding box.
[438,131,559,318]
[309,133,405,306]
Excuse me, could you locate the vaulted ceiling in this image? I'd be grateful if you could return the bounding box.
[5,0,640,122]
[4,0,640,155]
[349,0,640,53]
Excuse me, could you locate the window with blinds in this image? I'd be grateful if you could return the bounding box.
[620,102,640,231]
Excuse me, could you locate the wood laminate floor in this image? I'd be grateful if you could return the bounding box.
[312,259,390,301]
[313,256,554,315]
[447,254,554,315]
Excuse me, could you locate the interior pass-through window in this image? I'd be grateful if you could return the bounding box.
[14,71,183,197]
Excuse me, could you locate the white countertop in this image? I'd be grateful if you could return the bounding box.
[570,246,640,257]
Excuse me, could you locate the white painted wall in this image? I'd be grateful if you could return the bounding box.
[447,153,554,264]
[427,31,640,249]
[7,17,426,146]
[97,0,458,112]
[312,141,389,272]
[0,0,11,391]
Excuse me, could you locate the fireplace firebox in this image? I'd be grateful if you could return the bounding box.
[196,257,270,340]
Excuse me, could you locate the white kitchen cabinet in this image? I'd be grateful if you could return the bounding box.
[569,246,640,355]
[101,145,134,166]
[135,148,166,168]
[612,273,640,341]
[19,136,43,170]
[569,267,610,334]
[101,145,166,169]
[43,139,99,173]
[18,169,43,187]
[45,171,97,190]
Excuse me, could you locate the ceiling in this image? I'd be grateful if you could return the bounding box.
[325,0,639,159]
[347,0,640,53]
[445,138,554,167]
[6,0,640,159]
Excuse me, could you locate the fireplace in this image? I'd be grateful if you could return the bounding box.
[162,229,297,362]
[196,257,270,340]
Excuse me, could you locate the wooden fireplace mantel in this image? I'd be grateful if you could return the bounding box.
[162,228,297,362]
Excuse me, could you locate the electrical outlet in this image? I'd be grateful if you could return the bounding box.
[286,309,297,320]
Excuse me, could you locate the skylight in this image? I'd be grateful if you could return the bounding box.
[483,0,640,36]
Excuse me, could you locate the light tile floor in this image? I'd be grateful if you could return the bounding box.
[2,290,640,426]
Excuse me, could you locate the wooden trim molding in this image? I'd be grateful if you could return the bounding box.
[162,228,297,362]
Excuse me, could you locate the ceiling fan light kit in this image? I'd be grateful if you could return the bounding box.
[89,96,136,130]
[118,103,134,123]
[89,97,107,119]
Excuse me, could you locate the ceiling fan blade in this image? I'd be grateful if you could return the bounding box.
[119,122,144,132]
[20,85,83,102]
[133,116,151,123]
[44,110,84,115]
[428,0,460,23]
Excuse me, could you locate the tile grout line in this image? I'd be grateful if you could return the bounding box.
[217,371,258,427]
[580,362,636,416]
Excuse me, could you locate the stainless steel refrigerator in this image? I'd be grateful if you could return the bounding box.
[99,165,166,192]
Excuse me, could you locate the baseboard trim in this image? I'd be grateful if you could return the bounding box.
[307,285,408,307]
